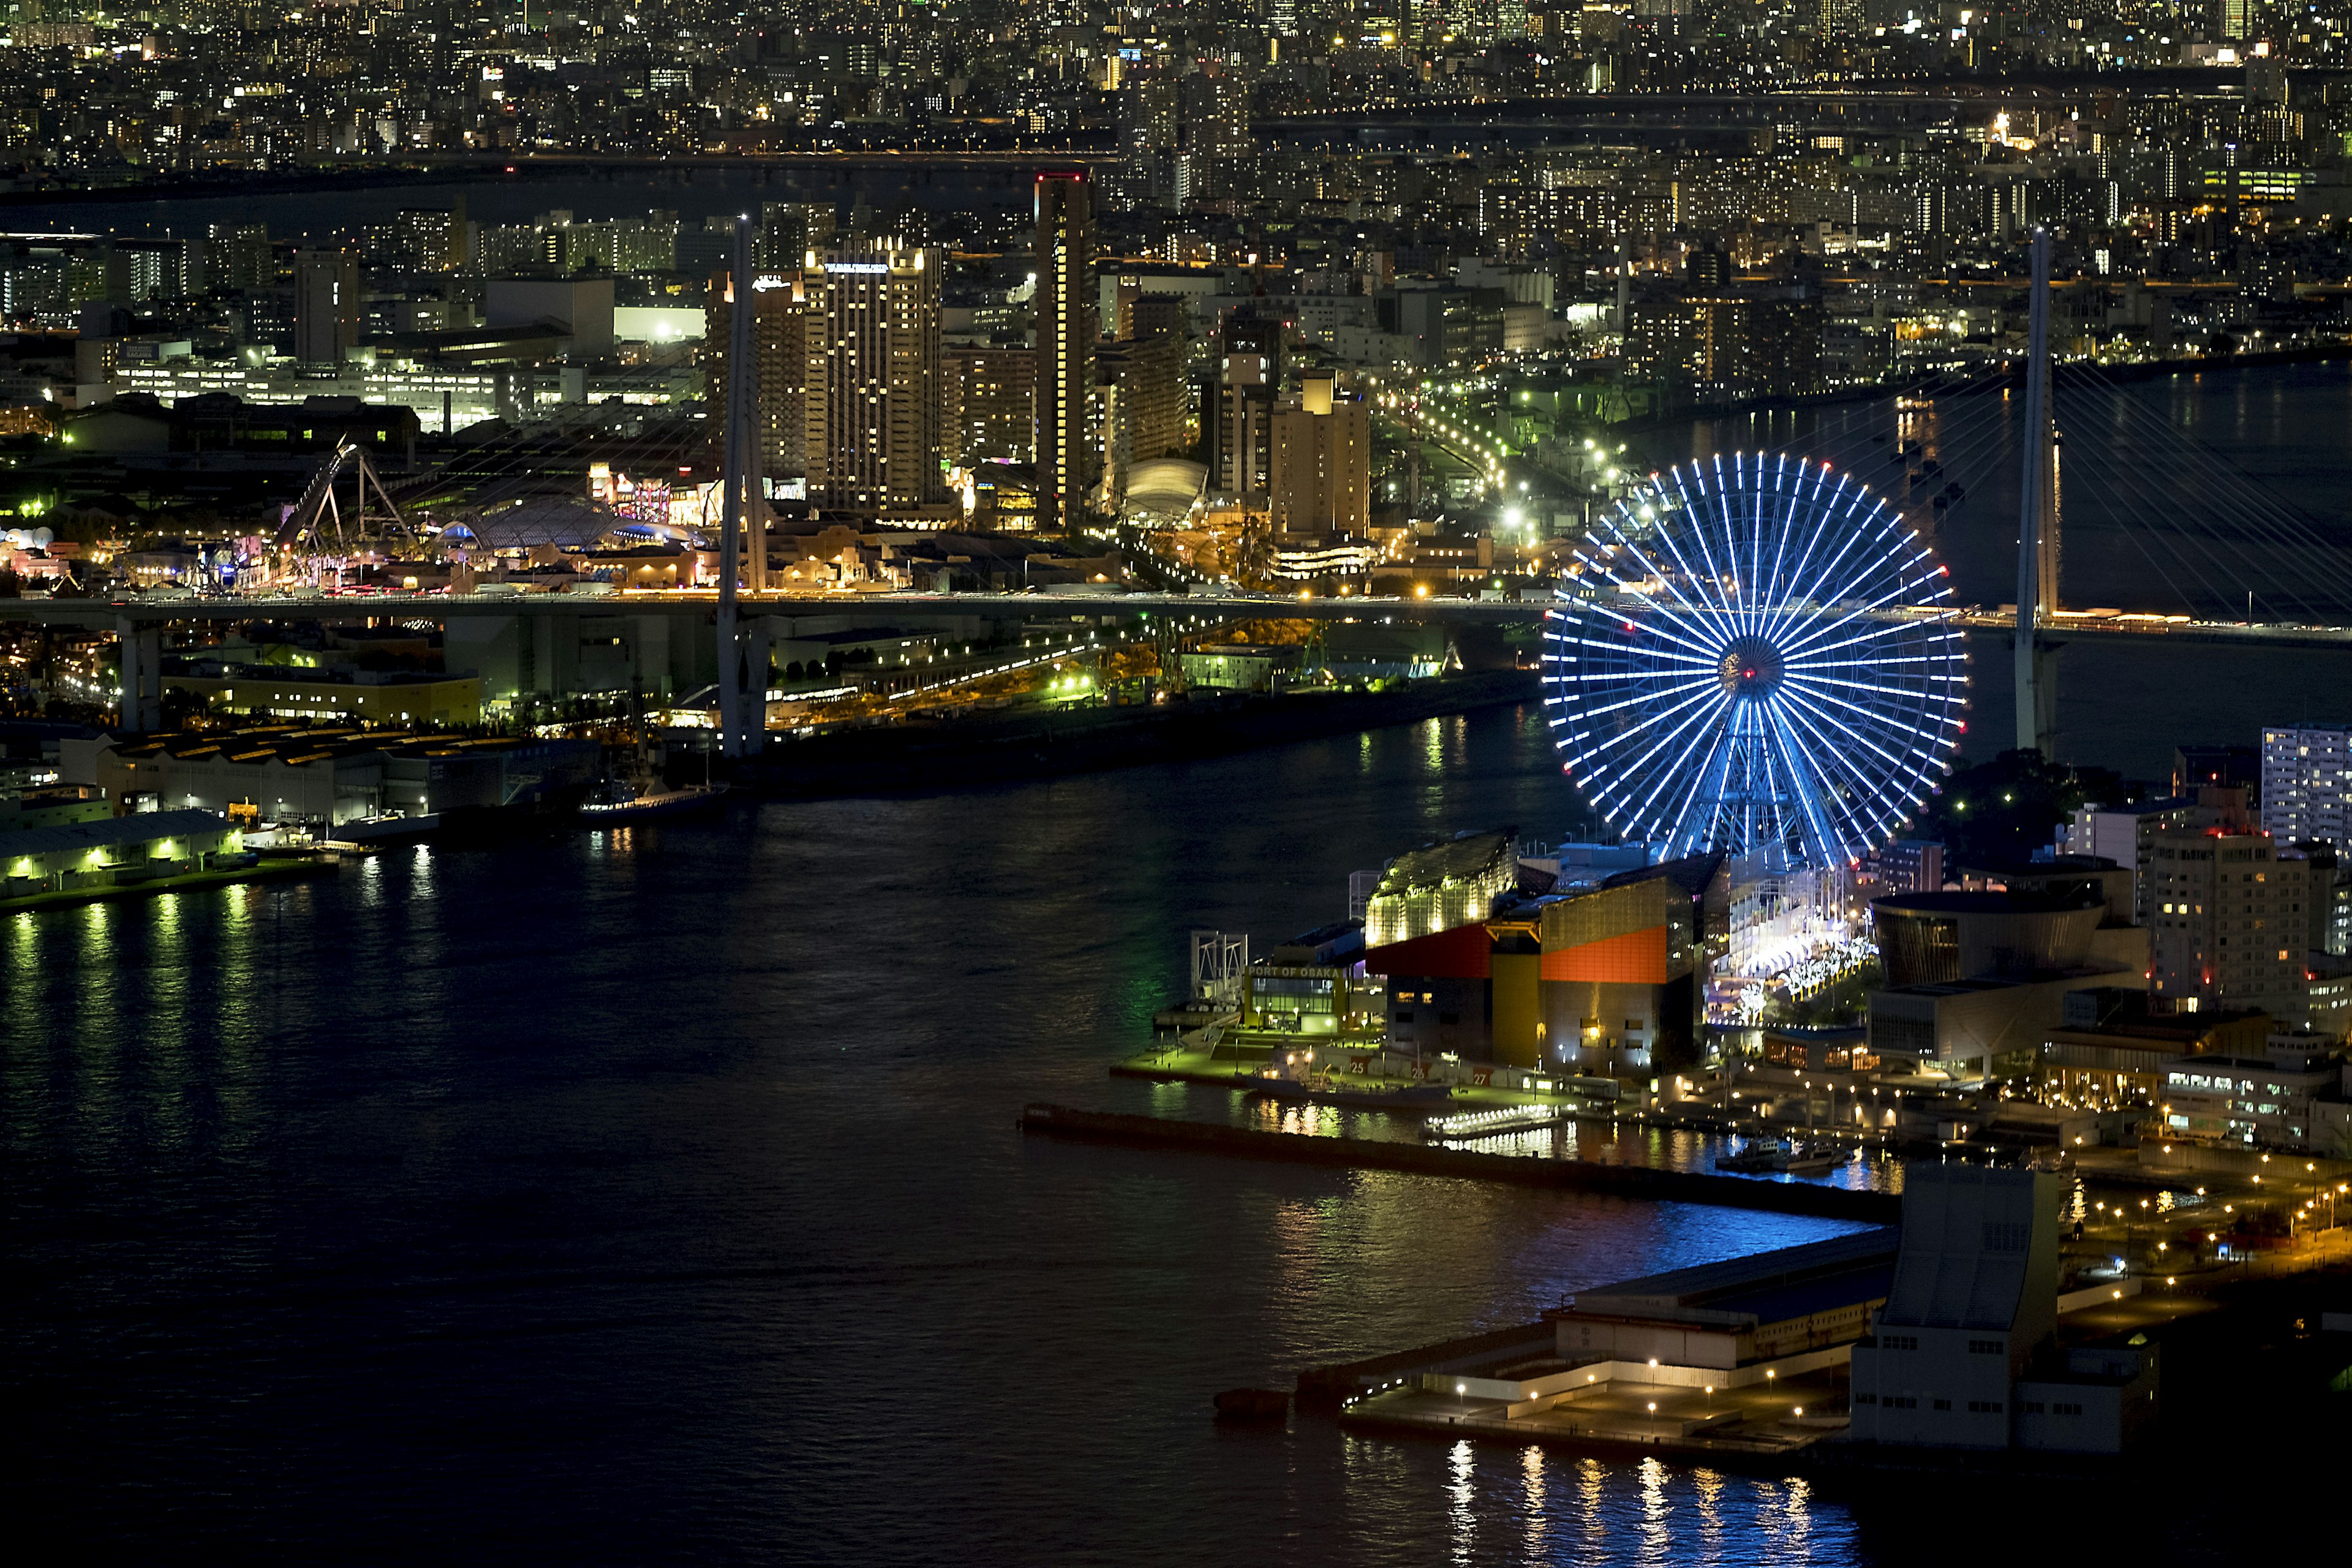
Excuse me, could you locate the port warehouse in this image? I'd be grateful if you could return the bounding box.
[2,807,245,895]
[1338,1166,2161,1457]
[58,728,599,831]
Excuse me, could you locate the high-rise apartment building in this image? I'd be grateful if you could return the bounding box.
[293,248,361,366]
[2144,789,2311,1020]
[2260,723,2352,848]
[758,202,835,271]
[206,222,272,290]
[1207,314,1281,498]
[1096,332,1186,502]
[942,342,1035,467]
[803,244,943,513]
[1268,371,1371,535]
[707,265,809,586]
[1034,171,1096,534]
[392,202,466,271]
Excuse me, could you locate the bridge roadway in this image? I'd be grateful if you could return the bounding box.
[4,590,2352,652]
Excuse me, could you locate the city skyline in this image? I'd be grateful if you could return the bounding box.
[6,6,2352,1563]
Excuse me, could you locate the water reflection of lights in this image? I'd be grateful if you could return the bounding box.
[1640,1457,1670,1556]
[1449,1441,1476,1565]
[1521,1446,1546,1558]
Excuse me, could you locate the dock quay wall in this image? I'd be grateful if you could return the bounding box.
[1019,1103,1902,1224]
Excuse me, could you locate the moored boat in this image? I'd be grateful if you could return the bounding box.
[579,780,730,824]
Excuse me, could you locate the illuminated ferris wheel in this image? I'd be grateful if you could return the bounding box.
[1542,453,1969,868]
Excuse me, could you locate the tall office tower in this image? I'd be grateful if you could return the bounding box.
[1096,333,1186,492]
[2145,788,2312,1020]
[2261,723,2352,848]
[1033,171,1096,535]
[803,243,943,513]
[1268,371,1371,535]
[207,222,272,290]
[706,265,810,565]
[292,249,361,366]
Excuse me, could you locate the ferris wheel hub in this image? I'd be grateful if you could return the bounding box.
[1718,637,1784,699]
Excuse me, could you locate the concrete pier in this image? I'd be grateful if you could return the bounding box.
[1017,1103,1901,1223]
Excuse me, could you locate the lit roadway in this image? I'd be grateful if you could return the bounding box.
[9,591,2352,650]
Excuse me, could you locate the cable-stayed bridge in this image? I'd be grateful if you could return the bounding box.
[8,232,2350,748]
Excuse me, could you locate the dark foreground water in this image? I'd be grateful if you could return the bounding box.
[2,704,2337,1564]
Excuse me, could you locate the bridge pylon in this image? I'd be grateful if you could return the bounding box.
[2014,227,2060,758]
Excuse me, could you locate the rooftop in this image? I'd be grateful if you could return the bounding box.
[1377,826,1516,896]
[1875,889,2100,916]
[1569,1227,1901,1325]
[0,807,232,858]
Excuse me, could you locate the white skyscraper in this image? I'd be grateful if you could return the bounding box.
[2262,723,2352,848]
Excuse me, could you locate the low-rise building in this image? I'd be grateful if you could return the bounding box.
[0,788,111,832]
[2158,1034,2348,1151]
[1238,922,1385,1040]
[1552,1227,1899,1372]
[1868,889,2148,1080]
[1,807,243,897]
[2034,987,2273,1114]
[164,661,483,727]
[62,728,598,833]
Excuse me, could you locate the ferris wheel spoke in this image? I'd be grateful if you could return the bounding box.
[1689,456,1747,638]
[1774,677,1929,794]
[1784,695,1948,843]
[1572,537,1729,649]
[1597,510,1734,634]
[1655,712,1739,853]
[1561,682,1731,790]
[1621,482,1735,627]
[1774,582,1956,663]
[1784,666,1965,705]
[1757,487,1875,650]
[1782,616,1965,667]
[1578,682,1734,798]
[1769,696,1903,848]
[1756,464,1826,643]
[1778,666,1936,743]
[1756,490,1893,649]
[1565,629,1719,669]
[1585,600,1735,666]
[1759,699,1847,864]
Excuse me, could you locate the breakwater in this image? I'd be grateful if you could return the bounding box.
[1018,1103,1901,1223]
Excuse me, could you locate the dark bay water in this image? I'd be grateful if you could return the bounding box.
[2,703,2336,1564]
